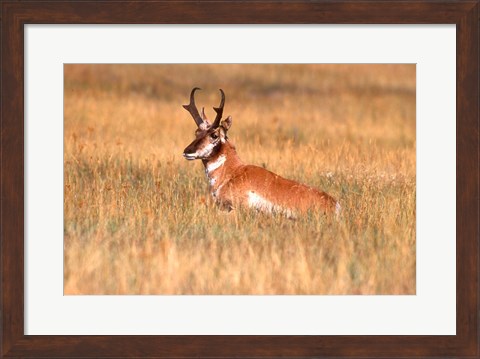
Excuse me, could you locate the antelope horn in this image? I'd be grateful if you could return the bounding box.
[182,87,204,127]
[201,107,209,122]
[212,89,225,128]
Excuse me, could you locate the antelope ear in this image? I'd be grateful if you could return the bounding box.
[221,116,232,131]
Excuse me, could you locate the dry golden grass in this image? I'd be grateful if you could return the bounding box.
[64,64,415,294]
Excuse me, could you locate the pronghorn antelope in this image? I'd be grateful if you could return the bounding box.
[182,88,340,217]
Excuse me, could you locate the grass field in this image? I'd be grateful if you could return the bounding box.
[64,64,416,294]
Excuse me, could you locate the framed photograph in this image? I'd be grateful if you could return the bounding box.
[1,1,478,358]
[63,63,416,296]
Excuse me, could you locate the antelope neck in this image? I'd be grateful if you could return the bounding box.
[203,142,242,178]
[206,154,226,173]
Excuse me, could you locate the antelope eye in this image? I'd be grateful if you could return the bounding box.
[210,132,219,140]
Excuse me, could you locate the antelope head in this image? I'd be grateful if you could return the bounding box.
[182,88,232,161]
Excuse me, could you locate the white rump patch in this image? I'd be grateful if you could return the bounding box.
[248,191,272,212]
[247,191,292,217]
[206,155,226,174]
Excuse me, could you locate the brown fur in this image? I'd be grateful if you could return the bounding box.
[202,141,338,216]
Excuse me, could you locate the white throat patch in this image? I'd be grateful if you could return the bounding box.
[206,155,226,174]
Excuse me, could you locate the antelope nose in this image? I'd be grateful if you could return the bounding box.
[183,150,197,160]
